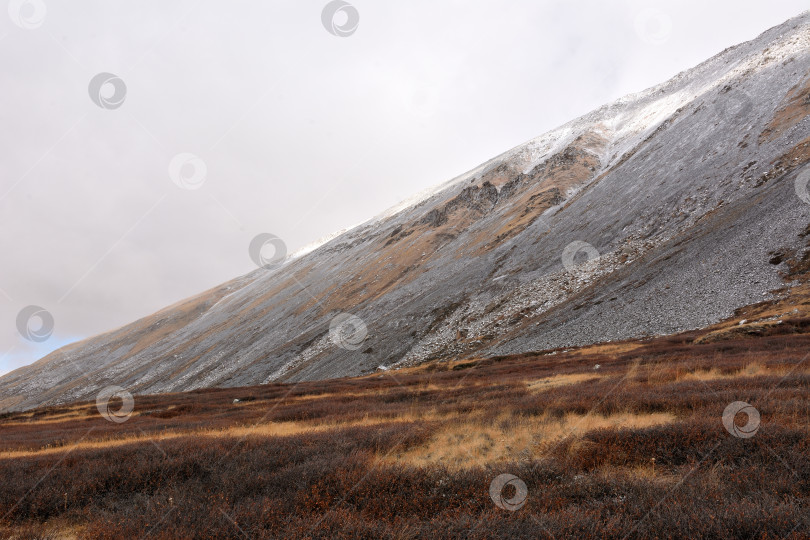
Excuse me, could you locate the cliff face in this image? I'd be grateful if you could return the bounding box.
[2,13,809,411]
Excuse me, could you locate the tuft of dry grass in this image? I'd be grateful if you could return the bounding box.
[384,411,676,469]
[526,373,604,392]
[0,413,443,459]
[638,362,810,385]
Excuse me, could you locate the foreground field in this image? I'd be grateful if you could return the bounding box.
[2,297,810,538]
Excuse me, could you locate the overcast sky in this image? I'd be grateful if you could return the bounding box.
[0,0,807,375]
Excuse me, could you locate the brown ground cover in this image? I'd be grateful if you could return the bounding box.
[1,301,809,538]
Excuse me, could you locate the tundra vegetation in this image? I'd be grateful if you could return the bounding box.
[1,287,810,539]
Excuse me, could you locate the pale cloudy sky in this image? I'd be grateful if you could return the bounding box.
[0,0,807,375]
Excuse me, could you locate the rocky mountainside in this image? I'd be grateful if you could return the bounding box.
[2,13,810,411]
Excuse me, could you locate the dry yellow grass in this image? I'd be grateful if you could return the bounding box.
[674,362,808,383]
[1,408,93,427]
[2,385,419,427]
[626,361,810,386]
[568,341,643,357]
[295,382,444,401]
[0,409,461,459]
[0,414,427,459]
[526,372,603,392]
[384,410,676,469]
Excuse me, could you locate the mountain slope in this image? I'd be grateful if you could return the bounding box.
[2,13,810,411]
